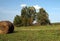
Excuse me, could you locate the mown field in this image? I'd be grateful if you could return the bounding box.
[0,25,60,41]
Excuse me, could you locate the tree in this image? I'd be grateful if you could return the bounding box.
[13,15,22,26]
[37,8,50,25]
[21,7,28,26]
[27,7,36,25]
[21,6,36,26]
[13,6,51,27]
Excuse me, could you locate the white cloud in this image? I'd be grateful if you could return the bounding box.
[33,5,42,10]
[20,4,27,7]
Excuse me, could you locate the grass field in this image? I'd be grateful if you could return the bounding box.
[0,25,60,41]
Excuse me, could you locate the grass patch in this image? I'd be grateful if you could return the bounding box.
[0,25,60,41]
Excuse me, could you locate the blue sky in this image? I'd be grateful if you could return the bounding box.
[0,0,60,23]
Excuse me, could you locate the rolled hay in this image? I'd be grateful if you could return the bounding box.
[0,21,14,34]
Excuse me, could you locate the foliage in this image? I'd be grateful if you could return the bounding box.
[21,7,28,26]
[37,8,51,25]
[13,6,51,27]
[21,6,36,26]
[13,15,22,27]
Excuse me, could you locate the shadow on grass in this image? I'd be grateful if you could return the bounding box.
[8,31,19,34]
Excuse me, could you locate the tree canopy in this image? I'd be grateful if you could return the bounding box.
[13,6,51,27]
[37,8,50,25]
[13,15,22,26]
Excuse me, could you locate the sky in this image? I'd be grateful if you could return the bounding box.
[0,0,60,23]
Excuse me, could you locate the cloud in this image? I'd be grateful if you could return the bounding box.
[20,4,42,9]
[20,4,27,7]
[33,5,42,10]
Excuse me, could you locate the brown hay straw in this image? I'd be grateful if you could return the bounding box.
[0,21,14,34]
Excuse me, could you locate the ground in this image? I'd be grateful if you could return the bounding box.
[0,25,60,41]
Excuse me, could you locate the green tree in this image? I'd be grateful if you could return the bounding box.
[21,6,36,26]
[27,7,36,25]
[13,15,22,26]
[37,8,50,25]
[21,7,28,26]
[13,6,51,27]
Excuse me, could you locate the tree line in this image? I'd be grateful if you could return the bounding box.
[13,6,51,27]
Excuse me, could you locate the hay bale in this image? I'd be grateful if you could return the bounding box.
[0,21,14,34]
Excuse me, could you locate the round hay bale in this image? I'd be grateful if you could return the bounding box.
[0,21,14,34]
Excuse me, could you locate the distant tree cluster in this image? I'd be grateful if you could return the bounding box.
[37,8,51,25]
[13,6,51,27]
